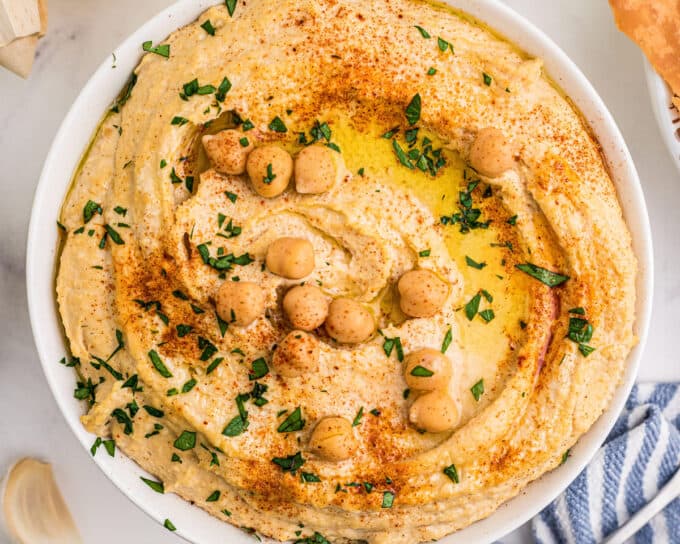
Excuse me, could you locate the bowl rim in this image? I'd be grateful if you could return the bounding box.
[26,0,654,543]
[642,57,680,175]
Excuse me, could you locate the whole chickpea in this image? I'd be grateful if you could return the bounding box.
[308,416,358,461]
[266,237,315,279]
[294,144,345,194]
[282,285,329,331]
[398,270,449,318]
[403,348,452,391]
[468,127,516,177]
[325,298,375,343]
[408,390,459,433]
[271,330,320,377]
[202,129,253,175]
[215,281,265,327]
[246,145,293,198]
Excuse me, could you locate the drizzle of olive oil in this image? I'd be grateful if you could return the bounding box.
[324,112,531,411]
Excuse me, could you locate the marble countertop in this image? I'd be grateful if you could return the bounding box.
[1,1,678,543]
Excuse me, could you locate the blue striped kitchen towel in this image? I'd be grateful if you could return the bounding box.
[533,383,680,543]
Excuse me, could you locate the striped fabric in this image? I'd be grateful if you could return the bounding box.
[532,383,680,543]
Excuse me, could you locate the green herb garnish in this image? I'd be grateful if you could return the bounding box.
[515,263,569,287]
[140,477,164,493]
[471,379,484,401]
[142,41,170,58]
[443,464,459,483]
[277,406,305,433]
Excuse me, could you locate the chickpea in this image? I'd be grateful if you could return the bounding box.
[202,129,254,175]
[266,237,315,279]
[398,270,449,318]
[215,281,265,327]
[308,416,358,461]
[468,127,516,177]
[408,390,459,433]
[246,145,293,198]
[271,330,320,377]
[403,348,452,391]
[282,285,329,331]
[325,298,375,343]
[294,144,345,194]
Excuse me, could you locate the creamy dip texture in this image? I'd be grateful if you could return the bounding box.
[55,1,637,542]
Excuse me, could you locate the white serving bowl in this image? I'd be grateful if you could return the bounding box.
[26,1,653,542]
[644,58,680,175]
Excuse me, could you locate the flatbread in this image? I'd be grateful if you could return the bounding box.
[609,0,680,103]
[0,0,47,78]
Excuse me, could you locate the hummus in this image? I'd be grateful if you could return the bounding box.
[55,0,637,542]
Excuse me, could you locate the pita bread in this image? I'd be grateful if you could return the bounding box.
[610,0,680,103]
[0,0,46,78]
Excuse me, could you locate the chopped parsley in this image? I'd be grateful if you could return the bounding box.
[198,336,218,361]
[301,472,321,483]
[479,309,495,322]
[437,36,454,53]
[196,243,253,271]
[249,358,269,380]
[392,139,414,169]
[470,379,485,401]
[201,19,216,35]
[171,116,189,126]
[142,41,170,58]
[427,67,437,76]
[419,249,431,257]
[104,224,124,245]
[507,215,518,225]
[206,490,221,502]
[174,431,196,451]
[352,406,364,427]
[83,200,102,223]
[181,378,197,393]
[215,77,232,102]
[515,263,569,287]
[143,405,164,418]
[140,476,164,493]
[268,116,287,133]
[560,449,571,465]
[262,163,276,184]
[483,72,493,86]
[381,491,395,508]
[441,327,453,353]
[440,178,489,232]
[465,256,487,269]
[382,335,404,361]
[223,394,249,436]
[225,0,237,17]
[148,350,173,378]
[164,519,177,532]
[277,406,305,433]
[414,25,431,38]
[176,324,193,337]
[443,463,459,483]
[410,365,434,377]
[464,293,481,320]
[225,191,238,203]
[272,451,305,475]
[206,356,224,374]
[111,408,134,434]
[405,93,421,125]
[567,310,596,356]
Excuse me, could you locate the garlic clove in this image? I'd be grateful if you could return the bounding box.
[0,458,82,544]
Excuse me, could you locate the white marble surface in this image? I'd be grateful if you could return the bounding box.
[0,1,678,543]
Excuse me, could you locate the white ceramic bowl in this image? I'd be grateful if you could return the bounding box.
[26,1,653,542]
[643,57,680,174]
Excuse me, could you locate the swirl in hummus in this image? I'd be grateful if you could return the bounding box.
[55,0,637,542]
